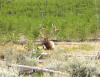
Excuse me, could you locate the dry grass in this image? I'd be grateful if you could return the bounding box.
[0,60,22,77]
[0,42,100,77]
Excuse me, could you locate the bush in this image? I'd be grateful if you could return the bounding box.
[65,58,100,77]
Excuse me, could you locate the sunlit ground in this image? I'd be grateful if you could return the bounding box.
[0,41,100,77]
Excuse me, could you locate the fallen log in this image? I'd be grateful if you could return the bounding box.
[11,64,67,75]
[0,60,68,75]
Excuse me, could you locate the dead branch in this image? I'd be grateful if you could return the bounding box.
[11,64,67,75]
[0,60,68,75]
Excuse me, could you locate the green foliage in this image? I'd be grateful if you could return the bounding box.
[0,0,100,41]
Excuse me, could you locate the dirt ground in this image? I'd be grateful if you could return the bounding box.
[0,41,100,54]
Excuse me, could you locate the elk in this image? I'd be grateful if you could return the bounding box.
[39,24,58,50]
[42,38,55,50]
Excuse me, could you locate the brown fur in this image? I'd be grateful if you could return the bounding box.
[42,38,54,50]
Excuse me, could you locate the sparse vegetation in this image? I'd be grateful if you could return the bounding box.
[0,42,100,77]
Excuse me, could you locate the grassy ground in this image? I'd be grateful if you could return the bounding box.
[0,0,100,41]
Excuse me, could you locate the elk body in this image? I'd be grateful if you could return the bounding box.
[42,38,55,50]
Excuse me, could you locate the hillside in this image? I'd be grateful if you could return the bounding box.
[0,0,100,41]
